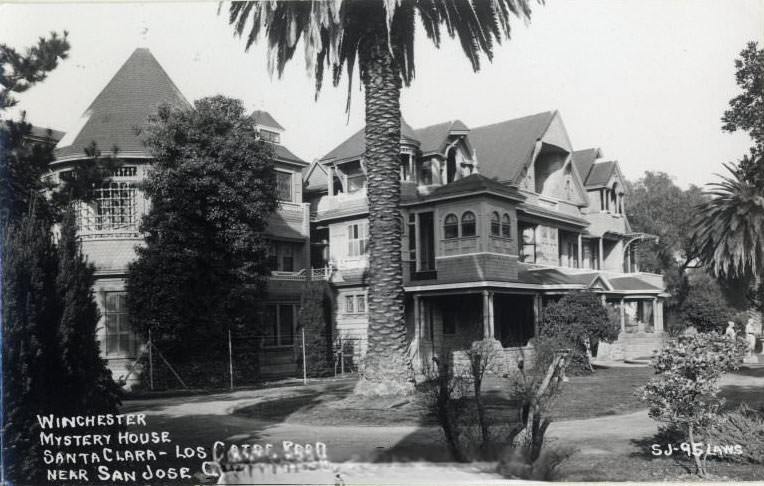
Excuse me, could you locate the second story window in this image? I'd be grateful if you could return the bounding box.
[501,214,511,238]
[345,293,367,314]
[491,212,500,236]
[79,182,137,233]
[461,211,476,237]
[347,222,368,257]
[444,214,459,239]
[419,160,433,185]
[259,129,281,144]
[276,171,292,202]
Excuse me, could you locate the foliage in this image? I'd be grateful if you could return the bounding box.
[50,141,121,210]
[625,172,707,308]
[424,338,570,476]
[692,164,764,280]
[296,280,333,377]
[678,271,736,333]
[126,96,277,363]
[540,291,619,371]
[55,209,122,414]
[641,332,748,476]
[704,404,764,465]
[0,115,58,225]
[1,211,60,483]
[0,31,70,110]
[722,41,764,188]
[228,0,536,107]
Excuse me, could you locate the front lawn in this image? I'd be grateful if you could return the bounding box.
[234,366,654,426]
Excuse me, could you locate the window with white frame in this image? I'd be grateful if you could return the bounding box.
[519,222,536,263]
[345,293,367,314]
[79,182,137,233]
[259,129,281,144]
[267,241,299,272]
[103,292,135,356]
[262,304,295,347]
[347,223,368,257]
[276,171,293,202]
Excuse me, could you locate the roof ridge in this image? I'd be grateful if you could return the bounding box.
[471,110,555,131]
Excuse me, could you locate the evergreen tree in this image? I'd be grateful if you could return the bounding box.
[1,208,60,484]
[126,96,277,365]
[296,280,333,377]
[55,208,122,415]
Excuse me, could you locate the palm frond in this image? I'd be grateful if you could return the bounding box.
[227,0,538,107]
[693,163,764,278]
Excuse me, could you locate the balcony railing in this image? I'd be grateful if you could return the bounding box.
[269,267,332,281]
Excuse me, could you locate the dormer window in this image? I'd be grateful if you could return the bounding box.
[259,129,280,144]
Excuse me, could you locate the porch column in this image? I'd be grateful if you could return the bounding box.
[653,298,664,333]
[619,298,626,334]
[577,234,583,268]
[482,290,495,339]
[598,238,604,270]
[413,295,422,341]
[409,153,415,183]
[328,166,335,196]
[534,294,543,339]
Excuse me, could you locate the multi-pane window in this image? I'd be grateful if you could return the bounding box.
[347,223,368,257]
[490,212,501,236]
[267,241,299,272]
[103,292,135,356]
[276,171,292,202]
[501,214,511,238]
[344,293,367,314]
[444,214,458,239]
[79,182,137,233]
[263,304,295,347]
[461,211,476,237]
[259,129,281,144]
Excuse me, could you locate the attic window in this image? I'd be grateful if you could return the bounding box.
[259,129,280,144]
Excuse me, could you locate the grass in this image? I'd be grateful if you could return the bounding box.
[235,366,654,426]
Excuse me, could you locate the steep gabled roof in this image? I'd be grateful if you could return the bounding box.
[55,48,190,161]
[253,110,284,131]
[468,111,555,182]
[320,118,419,163]
[571,148,601,184]
[413,119,470,155]
[585,161,617,187]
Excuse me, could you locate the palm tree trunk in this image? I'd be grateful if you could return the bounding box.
[354,27,413,396]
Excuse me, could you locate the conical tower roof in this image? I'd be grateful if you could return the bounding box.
[55,48,190,161]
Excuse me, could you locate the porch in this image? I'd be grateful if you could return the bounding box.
[408,289,541,376]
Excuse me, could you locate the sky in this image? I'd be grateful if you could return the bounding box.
[2,0,763,189]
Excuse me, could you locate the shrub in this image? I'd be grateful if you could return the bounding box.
[296,280,333,377]
[540,291,619,372]
[678,272,735,333]
[704,404,764,464]
[641,332,748,476]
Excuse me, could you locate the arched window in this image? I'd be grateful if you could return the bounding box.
[490,212,500,236]
[461,211,476,237]
[501,213,511,238]
[444,214,459,239]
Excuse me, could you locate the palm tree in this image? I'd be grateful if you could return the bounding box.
[693,164,764,327]
[227,0,537,395]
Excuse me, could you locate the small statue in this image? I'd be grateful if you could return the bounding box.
[725,321,737,339]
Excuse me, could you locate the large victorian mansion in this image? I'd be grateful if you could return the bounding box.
[41,48,667,382]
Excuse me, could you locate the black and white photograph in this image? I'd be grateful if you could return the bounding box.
[1,0,763,484]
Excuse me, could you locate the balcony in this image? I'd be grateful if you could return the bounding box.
[268,267,332,281]
[312,189,368,220]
